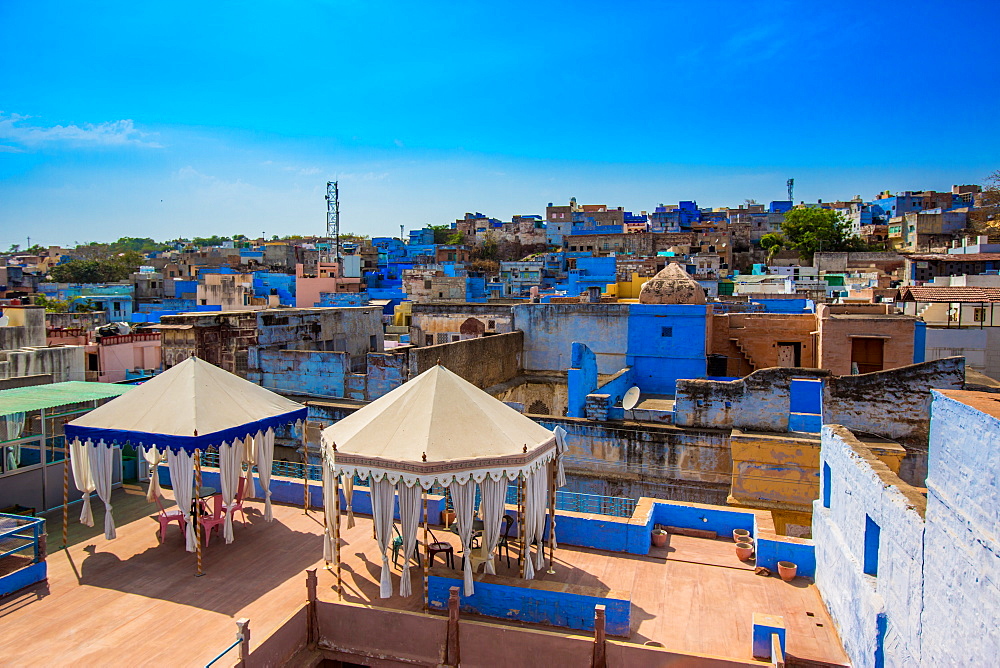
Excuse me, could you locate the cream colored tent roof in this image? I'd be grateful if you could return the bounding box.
[65,356,307,453]
[321,364,555,487]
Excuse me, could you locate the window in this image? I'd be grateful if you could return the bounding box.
[864,515,881,576]
[661,326,673,337]
[424,280,432,290]
[113,302,121,312]
[487,320,496,329]
[974,307,987,322]
[822,462,831,508]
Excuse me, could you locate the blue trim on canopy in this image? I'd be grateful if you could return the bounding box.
[64,407,308,454]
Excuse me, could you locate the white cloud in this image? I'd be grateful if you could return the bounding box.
[0,112,162,148]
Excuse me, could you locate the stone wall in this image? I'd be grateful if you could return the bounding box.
[0,306,46,350]
[514,303,630,374]
[0,345,85,383]
[710,312,817,374]
[410,330,522,390]
[487,374,568,416]
[921,390,1000,664]
[824,356,964,484]
[674,367,826,432]
[535,416,732,505]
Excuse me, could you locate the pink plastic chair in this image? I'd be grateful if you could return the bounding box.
[199,494,227,546]
[224,476,248,525]
[153,493,186,543]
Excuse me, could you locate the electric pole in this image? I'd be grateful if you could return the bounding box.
[326,181,340,263]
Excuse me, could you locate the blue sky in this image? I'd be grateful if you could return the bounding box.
[1,0,997,247]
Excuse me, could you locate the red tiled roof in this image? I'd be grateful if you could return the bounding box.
[905,253,1000,261]
[897,286,1000,303]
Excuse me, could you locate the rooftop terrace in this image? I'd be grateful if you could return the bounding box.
[0,482,848,666]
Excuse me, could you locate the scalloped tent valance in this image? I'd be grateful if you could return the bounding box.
[321,364,556,487]
[64,356,307,453]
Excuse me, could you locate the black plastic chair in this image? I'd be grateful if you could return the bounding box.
[496,514,515,568]
[426,526,455,569]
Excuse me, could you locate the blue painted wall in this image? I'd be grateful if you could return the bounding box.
[625,304,708,395]
[427,575,631,636]
[0,561,46,597]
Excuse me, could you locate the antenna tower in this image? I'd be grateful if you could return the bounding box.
[325,181,340,262]
[786,178,794,203]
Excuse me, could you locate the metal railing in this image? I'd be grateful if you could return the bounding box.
[196,454,637,519]
[0,513,44,564]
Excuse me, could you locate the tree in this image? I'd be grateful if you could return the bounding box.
[969,170,1000,239]
[428,224,453,245]
[8,244,20,253]
[779,208,867,260]
[759,233,786,263]
[48,250,144,283]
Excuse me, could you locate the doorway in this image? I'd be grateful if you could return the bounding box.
[777,342,801,367]
[851,337,885,374]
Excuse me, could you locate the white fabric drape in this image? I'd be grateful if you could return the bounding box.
[167,449,197,552]
[88,440,116,540]
[322,456,336,563]
[70,438,95,527]
[255,429,275,521]
[242,434,257,500]
[143,446,165,502]
[479,477,506,575]
[553,426,568,489]
[343,474,356,529]
[449,480,477,596]
[522,470,548,579]
[219,439,244,544]
[396,482,422,597]
[3,412,25,471]
[370,478,396,598]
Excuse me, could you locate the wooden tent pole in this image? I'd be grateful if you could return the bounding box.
[422,490,429,612]
[518,474,526,579]
[548,461,556,574]
[333,465,342,600]
[195,450,204,576]
[62,437,70,549]
[302,425,310,514]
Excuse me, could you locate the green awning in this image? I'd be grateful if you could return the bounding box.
[0,382,133,418]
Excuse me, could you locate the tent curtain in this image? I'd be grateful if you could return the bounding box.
[522,469,548,579]
[219,439,244,544]
[449,479,477,596]
[322,455,336,563]
[255,429,275,521]
[479,477,506,575]
[242,434,257,500]
[3,412,25,471]
[143,446,165,502]
[553,426,568,489]
[343,474,355,529]
[88,440,116,540]
[396,482,422,597]
[370,478,396,598]
[167,449,197,552]
[70,438,95,527]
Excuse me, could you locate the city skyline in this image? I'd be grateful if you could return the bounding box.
[2,0,997,248]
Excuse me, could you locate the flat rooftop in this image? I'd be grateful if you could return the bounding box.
[0,486,848,665]
[937,388,1000,420]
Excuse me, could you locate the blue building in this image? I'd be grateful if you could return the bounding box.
[648,201,700,232]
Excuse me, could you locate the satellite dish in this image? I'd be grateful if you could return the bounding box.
[622,386,641,411]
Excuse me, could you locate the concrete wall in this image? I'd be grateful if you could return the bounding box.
[824,357,964,485]
[0,345,85,383]
[924,326,1000,380]
[921,391,1000,664]
[813,425,926,668]
[514,303,630,374]
[817,305,915,376]
[535,416,732,505]
[410,331,522,390]
[711,312,817,375]
[0,306,46,350]
[487,374,568,417]
[675,367,826,433]
[626,304,708,395]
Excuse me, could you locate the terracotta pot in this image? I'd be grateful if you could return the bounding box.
[735,542,754,561]
[651,530,668,547]
[440,509,456,526]
[778,561,797,581]
[733,528,750,543]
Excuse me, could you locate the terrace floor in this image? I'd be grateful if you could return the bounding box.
[0,485,848,666]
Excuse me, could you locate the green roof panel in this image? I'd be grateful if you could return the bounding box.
[0,381,133,417]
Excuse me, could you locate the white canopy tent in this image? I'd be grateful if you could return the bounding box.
[321,364,563,600]
[65,356,307,572]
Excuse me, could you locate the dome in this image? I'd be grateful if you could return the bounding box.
[638,262,706,305]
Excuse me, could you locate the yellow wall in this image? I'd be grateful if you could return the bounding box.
[606,273,648,300]
[392,302,412,327]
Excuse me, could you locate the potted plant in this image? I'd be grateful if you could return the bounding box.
[735,542,754,561]
[733,528,750,543]
[778,561,798,581]
[651,528,668,547]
